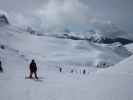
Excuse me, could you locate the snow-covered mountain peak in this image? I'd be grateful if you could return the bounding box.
[46,21,133,44]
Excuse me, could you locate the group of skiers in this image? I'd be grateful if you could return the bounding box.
[29,60,88,78]
[59,67,87,75]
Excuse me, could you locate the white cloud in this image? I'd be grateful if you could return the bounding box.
[3,0,113,32]
[34,0,95,32]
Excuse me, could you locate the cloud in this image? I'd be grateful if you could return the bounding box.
[5,0,111,32]
[1,0,133,33]
[34,0,95,32]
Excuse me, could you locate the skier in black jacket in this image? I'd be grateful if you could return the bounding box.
[29,59,38,79]
[0,61,3,72]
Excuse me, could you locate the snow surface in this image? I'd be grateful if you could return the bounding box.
[0,23,133,100]
[125,43,133,53]
[0,42,133,100]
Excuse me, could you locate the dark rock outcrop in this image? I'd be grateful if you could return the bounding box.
[0,14,9,25]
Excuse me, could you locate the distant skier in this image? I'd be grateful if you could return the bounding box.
[83,69,86,75]
[70,69,74,73]
[0,61,3,72]
[59,67,62,72]
[29,59,38,79]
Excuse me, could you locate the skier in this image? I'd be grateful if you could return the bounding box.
[0,61,3,72]
[70,69,74,73]
[59,67,62,72]
[83,69,86,75]
[29,59,38,79]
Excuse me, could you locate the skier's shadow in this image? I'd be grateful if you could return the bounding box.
[25,76,44,82]
[34,78,43,82]
[36,77,44,82]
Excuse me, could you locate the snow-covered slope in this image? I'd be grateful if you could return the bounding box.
[125,43,133,53]
[0,24,131,68]
[0,14,133,100]
[0,28,133,100]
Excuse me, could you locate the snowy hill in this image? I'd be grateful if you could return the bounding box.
[0,26,133,100]
[0,13,133,100]
[125,43,133,53]
[0,24,131,69]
